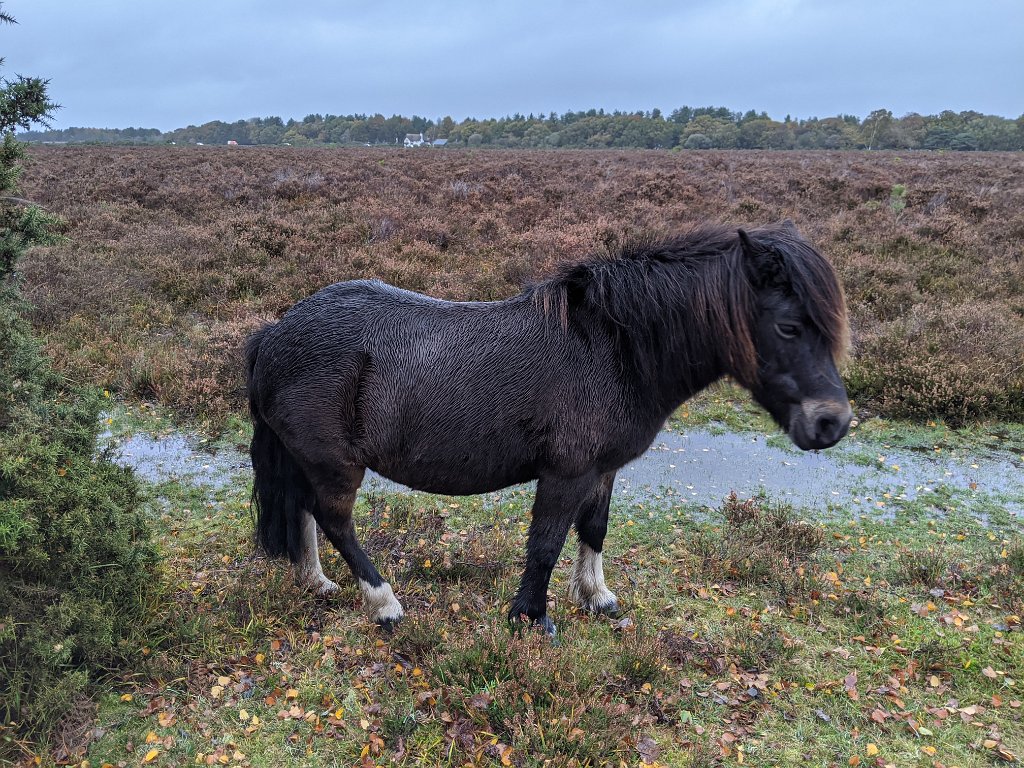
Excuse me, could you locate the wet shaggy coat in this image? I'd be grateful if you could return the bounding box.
[246,221,851,631]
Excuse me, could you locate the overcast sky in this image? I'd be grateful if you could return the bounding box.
[3,0,1021,131]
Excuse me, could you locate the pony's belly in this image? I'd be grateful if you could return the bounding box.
[370,459,535,496]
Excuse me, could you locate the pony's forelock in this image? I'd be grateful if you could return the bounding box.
[748,224,850,365]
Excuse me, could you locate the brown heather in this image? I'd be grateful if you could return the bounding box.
[19,146,1024,425]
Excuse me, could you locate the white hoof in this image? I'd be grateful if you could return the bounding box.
[296,570,339,595]
[569,544,618,614]
[359,579,405,625]
[573,587,620,616]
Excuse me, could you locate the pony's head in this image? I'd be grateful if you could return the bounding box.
[736,221,852,450]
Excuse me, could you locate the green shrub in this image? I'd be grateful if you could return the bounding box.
[0,285,159,751]
[0,13,159,751]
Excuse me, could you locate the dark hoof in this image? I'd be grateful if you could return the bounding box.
[509,612,558,639]
[376,616,402,634]
[534,615,557,637]
[592,599,621,618]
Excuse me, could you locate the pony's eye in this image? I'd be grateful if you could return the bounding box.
[775,323,800,339]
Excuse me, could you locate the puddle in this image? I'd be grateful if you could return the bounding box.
[101,423,1023,520]
[100,429,247,489]
[618,428,1023,518]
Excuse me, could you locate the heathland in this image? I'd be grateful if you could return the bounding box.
[9,147,1024,767]
[20,146,1024,426]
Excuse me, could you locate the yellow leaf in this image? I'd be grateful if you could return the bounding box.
[145,731,159,744]
[210,685,224,699]
[143,749,160,763]
[984,739,998,749]
[120,693,133,702]
[866,744,879,756]
[217,676,231,686]
[920,745,936,756]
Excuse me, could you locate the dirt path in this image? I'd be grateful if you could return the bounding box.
[103,420,1024,520]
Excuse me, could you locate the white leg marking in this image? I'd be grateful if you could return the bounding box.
[358,579,405,624]
[569,543,618,612]
[293,513,339,594]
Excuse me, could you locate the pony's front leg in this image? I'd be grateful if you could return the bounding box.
[569,471,620,615]
[509,474,595,636]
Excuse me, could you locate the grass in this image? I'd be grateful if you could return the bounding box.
[19,405,1023,768]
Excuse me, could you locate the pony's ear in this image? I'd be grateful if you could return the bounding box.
[739,228,785,287]
[737,228,759,257]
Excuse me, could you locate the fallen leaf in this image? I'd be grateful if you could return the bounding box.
[844,670,859,701]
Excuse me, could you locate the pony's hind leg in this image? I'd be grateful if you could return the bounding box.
[306,465,405,629]
[569,471,620,616]
[294,511,339,595]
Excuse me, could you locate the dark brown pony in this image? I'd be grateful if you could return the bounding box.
[246,221,851,634]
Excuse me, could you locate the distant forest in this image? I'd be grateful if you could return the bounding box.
[20,107,1024,151]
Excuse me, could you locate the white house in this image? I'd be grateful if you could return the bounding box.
[404,133,426,147]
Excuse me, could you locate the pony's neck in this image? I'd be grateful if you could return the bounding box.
[597,254,743,418]
[645,312,728,418]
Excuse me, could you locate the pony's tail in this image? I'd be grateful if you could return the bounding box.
[246,324,313,563]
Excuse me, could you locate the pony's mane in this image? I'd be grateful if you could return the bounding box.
[530,223,848,390]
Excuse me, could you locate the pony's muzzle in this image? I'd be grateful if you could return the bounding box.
[789,399,853,450]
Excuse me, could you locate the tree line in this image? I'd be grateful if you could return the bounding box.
[21,107,1024,151]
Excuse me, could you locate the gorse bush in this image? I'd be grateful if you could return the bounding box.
[0,297,158,745]
[0,7,159,756]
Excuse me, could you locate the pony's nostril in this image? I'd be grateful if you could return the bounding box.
[815,414,839,441]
